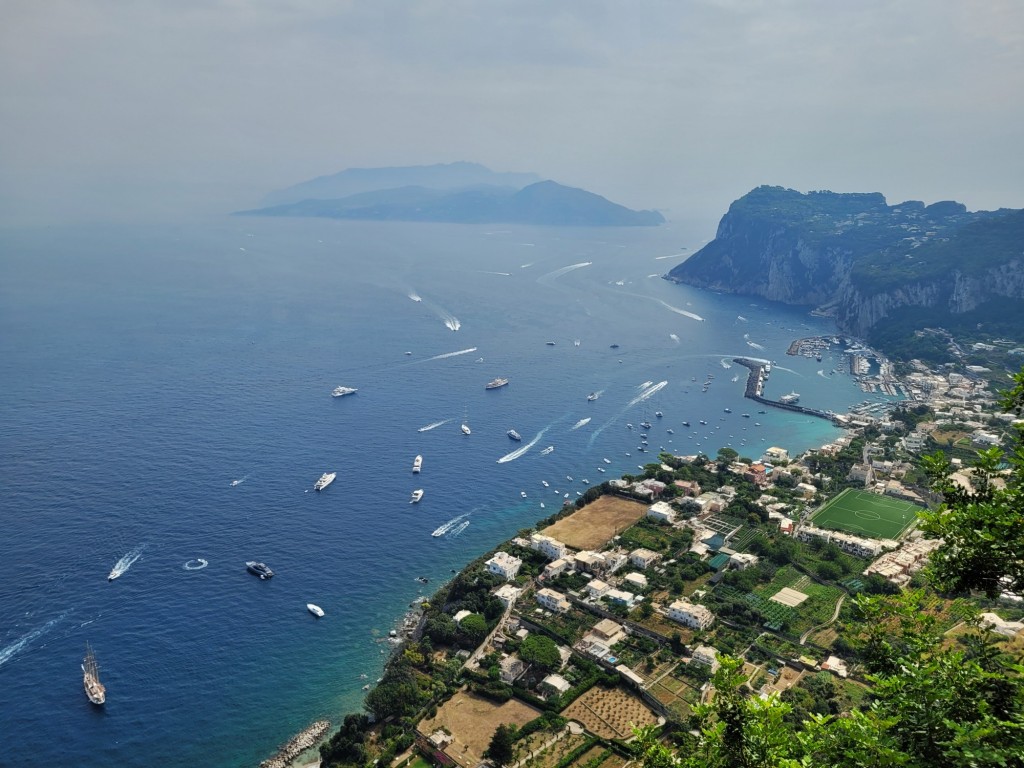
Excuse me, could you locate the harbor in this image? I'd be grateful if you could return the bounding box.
[732,358,836,422]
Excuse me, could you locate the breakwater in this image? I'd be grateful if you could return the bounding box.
[260,720,331,768]
[732,358,836,422]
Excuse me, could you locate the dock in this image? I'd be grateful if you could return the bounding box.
[732,358,836,422]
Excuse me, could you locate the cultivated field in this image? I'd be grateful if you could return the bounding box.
[809,488,920,540]
[561,685,658,739]
[542,496,647,550]
[419,692,540,768]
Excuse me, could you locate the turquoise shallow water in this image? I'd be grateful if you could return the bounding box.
[0,217,882,766]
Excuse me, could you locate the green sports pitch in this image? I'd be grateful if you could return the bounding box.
[808,488,921,540]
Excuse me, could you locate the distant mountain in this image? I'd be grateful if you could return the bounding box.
[666,186,1024,350]
[238,179,665,227]
[261,162,542,207]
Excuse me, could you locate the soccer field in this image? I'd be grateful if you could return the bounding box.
[809,488,920,540]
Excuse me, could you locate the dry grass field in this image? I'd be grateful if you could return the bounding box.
[561,686,658,739]
[542,496,647,550]
[419,691,540,768]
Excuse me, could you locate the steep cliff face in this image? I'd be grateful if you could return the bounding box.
[668,186,1024,339]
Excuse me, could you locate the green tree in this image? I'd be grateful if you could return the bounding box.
[485,724,516,768]
[919,366,1024,597]
[520,634,561,671]
[460,613,489,644]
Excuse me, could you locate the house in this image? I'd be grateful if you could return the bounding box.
[848,463,874,485]
[591,618,625,644]
[604,588,638,607]
[542,557,572,580]
[729,552,759,570]
[646,500,676,523]
[574,550,607,574]
[634,479,667,498]
[486,551,523,581]
[630,548,662,569]
[763,446,790,463]
[623,572,648,590]
[667,599,715,630]
[586,579,611,599]
[795,482,818,500]
[499,654,526,683]
[674,479,702,496]
[717,485,738,500]
[536,587,571,613]
[541,673,572,696]
[493,583,522,608]
[691,645,720,672]
[530,533,568,561]
[779,518,794,535]
[744,463,769,487]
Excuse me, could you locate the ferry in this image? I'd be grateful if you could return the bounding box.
[246,561,274,579]
[331,386,358,397]
[307,603,325,618]
[507,429,522,441]
[412,455,423,473]
[410,489,424,503]
[314,472,336,491]
[485,377,509,390]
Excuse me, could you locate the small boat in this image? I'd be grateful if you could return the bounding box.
[416,576,429,584]
[410,489,424,503]
[520,491,527,498]
[542,480,549,487]
[362,684,370,691]
[597,467,605,473]
[587,392,599,401]
[461,423,471,435]
[314,472,336,491]
[699,420,708,425]
[640,421,652,429]
[540,502,545,508]
[540,446,554,455]
[485,377,509,390]
[82,644,106,706]
[545,341,556,346]
[412,455,423,473]
[331,386,358,397]
[307,603,325,618]
[667,429,674,434]
[724,408,732,413]
[507,429,522,441]
[655,411,663,418]
[742,413,750,418]
[246,561,274,579]
[610,344,619,349]
[682,421,691,427]
[566,475,573,481]
[574,339,581,347]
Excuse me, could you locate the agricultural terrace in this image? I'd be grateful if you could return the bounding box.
[560,686,659,739]
[418,692,540,768]
[542,496,647,550]
[715,566,844,636]
[809,488,921,540]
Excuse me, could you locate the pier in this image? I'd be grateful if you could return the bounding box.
[732,358,836,422]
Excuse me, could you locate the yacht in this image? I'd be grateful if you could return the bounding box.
[587,392,599,401]
[331,386,358,397]
[410,489,424,503]
[485,377,509,390]
[82,645,106,706]
[507,429,522,441]
[779,391,801,404]
[412,455,423,473]
[307,603,325,618]
[314,472,336,491]
[246,561,274,579]
[640,421,652,429]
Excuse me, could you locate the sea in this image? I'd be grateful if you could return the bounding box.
[0,216,893,767]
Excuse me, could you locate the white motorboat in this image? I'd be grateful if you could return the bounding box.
[314,472,336,491]
[461,423,471,435]
[410,489,424,503]
[412,455,423,473]
[331,386,358,397]
[307,603,325,617]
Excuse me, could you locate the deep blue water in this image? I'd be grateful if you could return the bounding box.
[0,217,886,766]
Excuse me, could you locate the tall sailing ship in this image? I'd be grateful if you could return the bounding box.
[82,644,106,705]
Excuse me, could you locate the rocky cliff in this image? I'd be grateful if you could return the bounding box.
[667,186,1024,340]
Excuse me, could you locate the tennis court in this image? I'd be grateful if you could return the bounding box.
[809,488,920,540]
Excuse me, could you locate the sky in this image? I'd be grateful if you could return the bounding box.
[1,0,1022,226]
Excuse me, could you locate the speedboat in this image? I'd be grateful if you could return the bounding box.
[542,480,549,487]
[331,386,358,397]
[246,561,274,579]
[507,429,522,441]
[640,421,652,429]
[314,472,336,491]
[410,489,424,503]
[545,341,556,346]
[724,408,732,413]
[307,603,325,617]
[520,491,527,498]
[655,411,663,418]
[587,392,599,401]
[412,455,423,473]
[485,378,509,390]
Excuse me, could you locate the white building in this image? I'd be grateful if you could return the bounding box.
[623,572,648,590]
[586,579,611,599]
[647,501,676,524]
[667,599,715,630]
[691,645,720,672]
[630,548,662,569]
[541,673,572,696]
[605,588,638,607]
[537,587,572,613]
[486,551,523,581]
[729,552,759,570]
[493,583,522,608]
[530,533,569,561]
[542,557,572,580]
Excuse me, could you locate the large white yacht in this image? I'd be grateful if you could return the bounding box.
[410,489,424,503]
[412,455,423,473]
[314,472,337,491]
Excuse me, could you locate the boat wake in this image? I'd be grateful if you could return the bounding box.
[737,315,748,322]
[746,340,765,351]
[539,261,592,281]
[669,333,680,344]
[426,347,477,362]
[656,299,704,322]
[628,380,668,408]
[497,424,554,463]
[109,546,145,581]
[540,446,555,455]
[479,271,512,276]
[230,476,247,487]
[418,419,450,432]
[720,359,732,369]
[654,253,683,260]
[570,417,592,431]
[183,558,209,571]
[444,316,461,332]
[432,514,468,538]
[448,520,470,537]
[408,292,422,302]
[0,613,67,669]
[818,370,827,378]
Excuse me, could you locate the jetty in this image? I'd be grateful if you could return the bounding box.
[732,358,835,422]
[260,720,331,768]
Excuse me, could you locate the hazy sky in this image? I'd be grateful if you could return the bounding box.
[2,0,1022,226]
